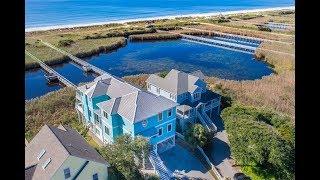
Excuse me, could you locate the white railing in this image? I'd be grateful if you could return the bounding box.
[202,111,218,132]
[41,40,107,75]
[25,50,77,88]
[197,111,211,132]
[149,150,172,180]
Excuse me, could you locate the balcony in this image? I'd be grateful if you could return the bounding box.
[76,91,82,101]
[75,103,83,114]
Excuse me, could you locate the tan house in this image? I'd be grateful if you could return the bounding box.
[25,124,109,180]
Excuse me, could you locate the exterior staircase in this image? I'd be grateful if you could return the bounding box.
[196,106,217,133]
[149,150,173,180]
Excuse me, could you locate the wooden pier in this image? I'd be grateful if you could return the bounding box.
[25,50,76,88]
[158,30,256,54]
[40,40,107,75]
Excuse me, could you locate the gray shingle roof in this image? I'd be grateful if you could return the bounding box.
[146,69,206,95]
[78,74,140,98]
[98,91,178,123]
[25,124,109,180]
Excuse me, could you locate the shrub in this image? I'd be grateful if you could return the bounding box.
[99,135,149,180]
[184,123,209,148]
[221,104,294,179]
[58,39,75,47]
[258,25,272,32]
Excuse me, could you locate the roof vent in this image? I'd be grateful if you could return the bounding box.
[37,149,46,161]
[42,158,51,169]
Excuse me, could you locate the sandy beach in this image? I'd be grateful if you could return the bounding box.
[25,6,294,33]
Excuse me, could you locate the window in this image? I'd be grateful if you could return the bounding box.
[168,109,172,117]
[142,120,148,127]
[64,168,71,179]
[93,173,99,180]
[94,115,100,126]
[105,126,110,135]
[95,127,100,135]
[94,113,99,121]
[37,149,46,160]
[158,128,163,136]
[167,124,172,132]
[156,87,160,94]
[103,111,108,119]
[88,110,92,117]
[147,83,150,90]
[158,112,163,121]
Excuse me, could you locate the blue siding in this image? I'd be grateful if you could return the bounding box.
[134,107,176,146]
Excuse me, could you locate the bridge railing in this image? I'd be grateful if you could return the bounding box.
[25,50,76,88]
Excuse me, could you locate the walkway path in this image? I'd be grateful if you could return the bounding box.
[160,144,212,180]
[40,40,107,75]
[205,115,239,179]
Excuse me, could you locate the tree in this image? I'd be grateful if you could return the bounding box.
[99,134,150,180]
[221,104,295,179]
[184,123,209,148]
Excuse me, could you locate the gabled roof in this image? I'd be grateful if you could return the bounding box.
[97,91,178,123]
[25,124,109,180]
[146,69,206,95]
[78,73,140,98]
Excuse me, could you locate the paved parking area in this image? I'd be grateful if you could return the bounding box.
[159,144,213,180]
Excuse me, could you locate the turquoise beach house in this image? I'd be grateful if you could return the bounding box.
[75,73,178,153]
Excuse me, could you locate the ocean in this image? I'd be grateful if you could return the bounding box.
[25,0,294,30]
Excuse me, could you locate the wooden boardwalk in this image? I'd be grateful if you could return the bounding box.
[181,34,256,53]
[158,30,256,54]
[25,50,76,88]
[40,40,107,75]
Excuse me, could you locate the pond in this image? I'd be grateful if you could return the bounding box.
[25,39,272,100]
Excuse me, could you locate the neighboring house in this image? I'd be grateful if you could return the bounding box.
[146,69,221,133]
[75,73,178,153]
[25,124,109,180]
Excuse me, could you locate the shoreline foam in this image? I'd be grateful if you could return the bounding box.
[25,6,294,33]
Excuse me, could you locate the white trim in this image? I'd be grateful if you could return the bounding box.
[155,118,175,128]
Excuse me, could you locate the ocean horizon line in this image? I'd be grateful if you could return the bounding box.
[25,6,294,33]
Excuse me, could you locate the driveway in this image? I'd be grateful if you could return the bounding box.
[205,115,239,179]
[159,144,213,180]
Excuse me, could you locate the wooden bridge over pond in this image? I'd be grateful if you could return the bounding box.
[40,40,107,76]
[25,50,77,88]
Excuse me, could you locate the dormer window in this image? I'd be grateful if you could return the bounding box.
[93,173,99,180]
[64,168,71,179]
[37,149,46,160]
[42,158,51,169]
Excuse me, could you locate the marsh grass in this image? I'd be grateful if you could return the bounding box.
[129,33,181,41]
[25,37,125,70]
